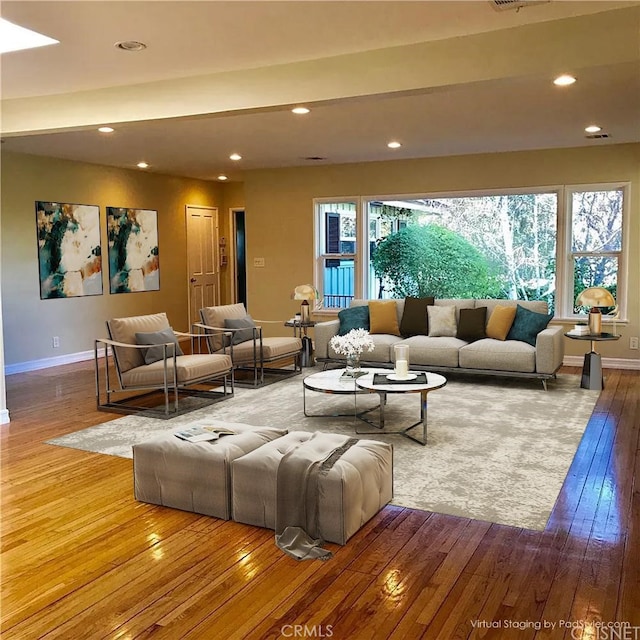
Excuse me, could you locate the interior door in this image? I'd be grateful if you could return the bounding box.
[186,205,220,328]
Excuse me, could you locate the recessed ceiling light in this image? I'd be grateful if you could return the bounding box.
[292,107,310,115]
[229,153,242,161]
[387,141,402,149]
[0,18,59,54]
[114,40,147,52]
[585,125,602,133]
[98,126,114,133]
[553,74,576,86]
[137,162,149,169]
[217,175,228,181]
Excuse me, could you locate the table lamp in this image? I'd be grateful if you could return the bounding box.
[575,286,617,336]
[292,284,317,323]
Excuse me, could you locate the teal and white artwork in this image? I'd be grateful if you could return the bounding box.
[107,207,159,293]
[36,201,103,299]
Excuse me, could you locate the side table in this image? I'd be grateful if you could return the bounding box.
[565,332,620,390]
[285,319,316,367]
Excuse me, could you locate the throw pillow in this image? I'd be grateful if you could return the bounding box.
[507,304,553,346]
[485,305,517,341]
[427,305,457,337]
[135,327,184,365]
[457,307,487,342]
[337,305,370,336]
[369,300,401,336]
[224,316,257,345]
[399,296,434,337]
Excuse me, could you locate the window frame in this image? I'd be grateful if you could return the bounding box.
[313,184,629,322]
[562,182,629,321]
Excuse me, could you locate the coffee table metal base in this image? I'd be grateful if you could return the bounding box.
[355,389,431,445]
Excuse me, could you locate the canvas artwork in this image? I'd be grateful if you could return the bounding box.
[36,201,103,299]
[107,207,160,294]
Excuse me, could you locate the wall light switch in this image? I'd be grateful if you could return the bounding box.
[253,257,265,267]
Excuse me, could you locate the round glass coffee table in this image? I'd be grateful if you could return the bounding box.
[355,369,447,445]
[302,368,371,418]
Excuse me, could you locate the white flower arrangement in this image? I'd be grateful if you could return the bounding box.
[329,328,375,358]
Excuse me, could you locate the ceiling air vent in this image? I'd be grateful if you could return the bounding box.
[585,133,610,139]
[490,0,550,11]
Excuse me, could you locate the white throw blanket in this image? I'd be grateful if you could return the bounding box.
[275,432,359,561]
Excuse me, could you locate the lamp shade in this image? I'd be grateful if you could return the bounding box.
[292,284,317,301]
[575,286,616,309]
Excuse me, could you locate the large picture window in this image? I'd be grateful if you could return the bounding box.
[314,184,627,320]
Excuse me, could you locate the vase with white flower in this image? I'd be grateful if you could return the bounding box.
[329,328,375,377]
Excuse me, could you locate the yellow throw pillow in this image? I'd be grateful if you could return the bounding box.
[486,305,517,340]
[369,300,401,336]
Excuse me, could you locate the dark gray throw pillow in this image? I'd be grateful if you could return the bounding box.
[400,296,434,337]
[135,327,184,365]
[224,316,257,345]
[457,307,487,342]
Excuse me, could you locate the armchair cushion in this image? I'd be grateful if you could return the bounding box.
[224,316,257,345]
[200,303,248,351]
[108,312,172,372]
[135,327,184,364]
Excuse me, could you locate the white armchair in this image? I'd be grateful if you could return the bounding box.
[196,303,302,387]
[95,312,233,415]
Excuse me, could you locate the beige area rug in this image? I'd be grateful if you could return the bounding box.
[47,369,599,531]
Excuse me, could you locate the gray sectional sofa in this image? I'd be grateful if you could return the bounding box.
[314,298,564,389]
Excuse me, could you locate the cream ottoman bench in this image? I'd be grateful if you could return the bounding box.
[232,431,393,544]
[133,421,287,519]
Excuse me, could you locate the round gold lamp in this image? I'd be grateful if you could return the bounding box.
[292,284,318,323]
[575,287,617,335]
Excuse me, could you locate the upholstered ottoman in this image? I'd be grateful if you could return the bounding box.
[133,421,287,519]
[232,431,393,544]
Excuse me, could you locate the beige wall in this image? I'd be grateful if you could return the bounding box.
[242,143,640,361]
[1,151,223,366]
[2,144,639,368]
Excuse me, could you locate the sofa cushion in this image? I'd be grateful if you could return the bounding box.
[507,304,553,346]
[135,327,184,364]
[337,305,370,336]
[427,305,457,337]
[369,300,400,336]
[401,335,465,367]
[457,307,487,342]
[486,305,517,340]
[459,339,536,373]
[399,296,434,337]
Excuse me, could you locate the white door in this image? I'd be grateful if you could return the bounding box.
[186,205,220,328]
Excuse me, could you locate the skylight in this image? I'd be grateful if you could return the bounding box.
[0,18,59,54]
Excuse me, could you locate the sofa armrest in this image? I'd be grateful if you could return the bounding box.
[535,324,564,374]
[313,320,340,359]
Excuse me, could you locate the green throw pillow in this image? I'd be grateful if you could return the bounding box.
[507,304,553,346]
[337,305,370,336]
[400,296,434,337]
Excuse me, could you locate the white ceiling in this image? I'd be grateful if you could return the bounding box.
[1,1,639,181]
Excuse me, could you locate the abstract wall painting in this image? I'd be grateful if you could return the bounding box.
[36,201,103,299]
[107,207,160,294]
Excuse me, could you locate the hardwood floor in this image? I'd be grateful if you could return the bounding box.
[1,361,638,639]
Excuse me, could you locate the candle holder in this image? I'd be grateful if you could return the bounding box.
[394,344,410,379]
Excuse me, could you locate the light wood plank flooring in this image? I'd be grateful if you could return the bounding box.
[1,362,638,639]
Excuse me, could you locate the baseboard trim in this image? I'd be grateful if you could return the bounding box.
[563,355,640,370]
[0,409,10,424]
[5,349,95,375]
